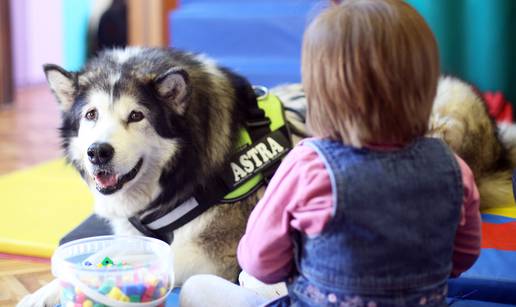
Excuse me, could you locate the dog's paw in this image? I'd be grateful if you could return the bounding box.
[17,279,60,307]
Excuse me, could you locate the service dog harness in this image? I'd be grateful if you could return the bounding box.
[129,86,293,243]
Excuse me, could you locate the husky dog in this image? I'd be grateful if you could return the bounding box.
[19,47,306,306]
[18,48,515,305]
[429,76,516,209]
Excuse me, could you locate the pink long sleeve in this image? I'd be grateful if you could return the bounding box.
[237,144,333,284]
[237,144,481,283]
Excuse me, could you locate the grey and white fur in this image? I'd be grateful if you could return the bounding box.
[19,47,307,306]
[429,76,516,209]
[20,48,513,306]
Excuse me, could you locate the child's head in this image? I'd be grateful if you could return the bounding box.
[302,0,439,147]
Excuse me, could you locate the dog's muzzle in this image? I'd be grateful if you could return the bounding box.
[94,158,143,195]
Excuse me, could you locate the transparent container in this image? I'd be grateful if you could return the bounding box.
[52,235,173,307]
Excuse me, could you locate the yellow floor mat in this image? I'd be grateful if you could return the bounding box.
[0,159,92,258]
[482,206,516,218]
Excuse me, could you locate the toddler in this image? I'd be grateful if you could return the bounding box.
[180,0,481,306]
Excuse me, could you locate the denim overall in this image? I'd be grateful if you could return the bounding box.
[270,137,463,307]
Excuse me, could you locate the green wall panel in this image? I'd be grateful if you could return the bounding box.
[63,0,91,71]
[406,0,516,105]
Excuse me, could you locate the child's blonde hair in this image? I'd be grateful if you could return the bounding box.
[302,0,439,147]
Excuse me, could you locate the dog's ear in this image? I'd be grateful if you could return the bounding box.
[43,64,77,112]
[154,68,190,115]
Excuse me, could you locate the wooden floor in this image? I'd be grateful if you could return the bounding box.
[0,85,61,306]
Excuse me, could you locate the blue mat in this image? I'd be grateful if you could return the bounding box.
[164,288,516,307]
[447,213,516,305]
[447,299,516,306]
[448,249,516,305]
[165,288,180,306]
[169,1,318,87]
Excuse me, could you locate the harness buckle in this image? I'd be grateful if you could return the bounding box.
[252,85,269,100]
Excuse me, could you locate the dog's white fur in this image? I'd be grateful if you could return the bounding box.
[70,91,178,217]
[19,70,516,306]
[19,49,253,306]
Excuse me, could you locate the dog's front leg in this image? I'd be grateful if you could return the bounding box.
[170,208,234,286]
[171,241,222,286]
[17,279,60,307]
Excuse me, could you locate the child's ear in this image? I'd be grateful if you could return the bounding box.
[154,68,190,115]
[43,64,77,112]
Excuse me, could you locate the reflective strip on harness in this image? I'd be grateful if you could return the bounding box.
[146,197,200,230]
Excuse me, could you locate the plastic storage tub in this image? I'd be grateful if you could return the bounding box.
[52,235,173,306]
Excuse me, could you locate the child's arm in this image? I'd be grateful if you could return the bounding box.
[237,144,333,284]
[451,155,481,277]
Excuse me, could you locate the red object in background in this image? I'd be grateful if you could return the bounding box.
[483,92,513,123]
[481,221,516,251]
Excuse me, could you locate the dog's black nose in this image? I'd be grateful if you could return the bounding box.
[87,142,114,165]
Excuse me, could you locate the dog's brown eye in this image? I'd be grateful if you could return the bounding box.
[85,109,98,121]
[128,111,144,123]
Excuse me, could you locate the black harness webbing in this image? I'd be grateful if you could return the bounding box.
[129,87,292,243]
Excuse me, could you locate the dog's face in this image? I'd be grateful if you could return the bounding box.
[43,51,192,217]
[71,91,150,195]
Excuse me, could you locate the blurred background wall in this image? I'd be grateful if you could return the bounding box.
[7,0,175,87]
[407,0,516,108]
[10,0,63,86]
[4,0,516,108]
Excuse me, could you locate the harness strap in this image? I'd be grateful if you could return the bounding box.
[129,87,291,244]
[129,176,231,243]
[129,128,290,244]
[130,197,204,243]
[245,86,271,142]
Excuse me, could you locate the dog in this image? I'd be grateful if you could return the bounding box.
[19,47,515,305]
[19,47,307,306]
[428,76,516,209]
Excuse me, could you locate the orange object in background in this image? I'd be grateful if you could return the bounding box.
[482,221,516,251]
[128,0,178,47]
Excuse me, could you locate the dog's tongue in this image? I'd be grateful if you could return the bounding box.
[95,173,117,188]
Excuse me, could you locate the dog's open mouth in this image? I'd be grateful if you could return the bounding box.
[93,158,143,195]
